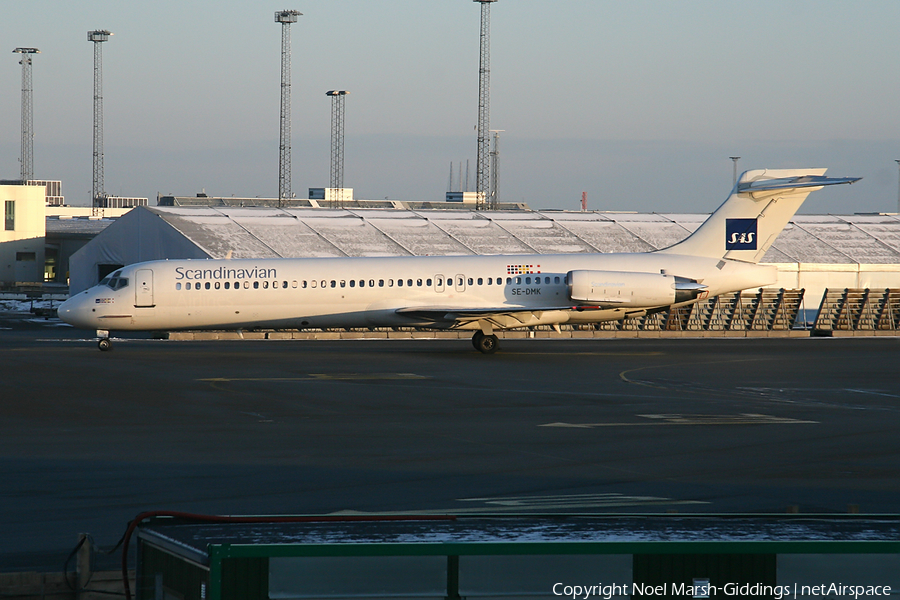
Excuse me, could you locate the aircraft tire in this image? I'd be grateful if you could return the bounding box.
[471,330,485,350]
[98,338,112,352]
[475,333,499,354]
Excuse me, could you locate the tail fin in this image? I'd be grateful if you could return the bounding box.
[658,168,860,263]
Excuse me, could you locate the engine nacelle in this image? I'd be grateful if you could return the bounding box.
[567,270,705,307]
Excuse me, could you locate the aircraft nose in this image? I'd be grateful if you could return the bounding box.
[58,293,95,329]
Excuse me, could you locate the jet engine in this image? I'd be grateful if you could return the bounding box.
[567,270,706,307]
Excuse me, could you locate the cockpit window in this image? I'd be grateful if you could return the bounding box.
[104,277,129,290]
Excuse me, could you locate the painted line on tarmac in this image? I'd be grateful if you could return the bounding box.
[503,352,666,356]
[844,388,900,399]
[198,372,430,382]
[619,358,772,389]
[541,413,818,428]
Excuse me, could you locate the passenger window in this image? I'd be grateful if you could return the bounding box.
[359,280,365,288]
[205,282,211,290]
[468,278,474,286]
[331,280,336,288]
[176,282,182,290]
[224,282,230,289]
[417,279,423,287]
[254,281,260,289]
[525,277,531,284]
[407,279,413,287]
[437,278,443,286]
[215,282,220,290]
[389,279,394,287]
[554,276,560,284]
[515,277,521,285]
[341,280,346,288]
[301,281,306,288]
[350,280,355,288]
[379,279,384,287]
[398,279,403,287]
[263,281,269,289]
[477,278,483,285]
[506,277,512,284]
[186,282,192,290]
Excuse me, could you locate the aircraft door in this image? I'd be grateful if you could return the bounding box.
[434,274,445,293]
[455,274,466,293]
[135,268,154,307]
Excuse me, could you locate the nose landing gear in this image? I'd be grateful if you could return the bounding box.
[96,330,112,351]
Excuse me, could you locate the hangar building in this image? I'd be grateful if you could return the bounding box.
[69,206,900,325]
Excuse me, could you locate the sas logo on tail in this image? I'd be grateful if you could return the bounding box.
[725,218,757,250]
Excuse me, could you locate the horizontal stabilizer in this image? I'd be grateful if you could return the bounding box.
[738,175,860,194]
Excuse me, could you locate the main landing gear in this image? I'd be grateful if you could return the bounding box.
[471,330,499,354]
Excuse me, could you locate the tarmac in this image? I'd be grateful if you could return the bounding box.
[1,312,899,572]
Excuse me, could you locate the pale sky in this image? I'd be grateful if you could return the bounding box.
[3,0,900,214]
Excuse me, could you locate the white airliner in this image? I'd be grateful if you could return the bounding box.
[59,168,858,353]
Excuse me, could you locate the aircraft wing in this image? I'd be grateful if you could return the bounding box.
[395,305,602,331]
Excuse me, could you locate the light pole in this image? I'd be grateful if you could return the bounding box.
[276,10,302,207]
[13,48,39,183]
[895,160,900,213]
[327,90,349,207]
[730,156,741,188]
[88,30,112,209]
[474,0,498,210]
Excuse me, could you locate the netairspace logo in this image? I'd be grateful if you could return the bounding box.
[551,582,892,599]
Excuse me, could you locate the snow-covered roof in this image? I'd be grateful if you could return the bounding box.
[141,207,900,264]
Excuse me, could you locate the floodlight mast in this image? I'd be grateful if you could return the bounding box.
[276,10,302,207]
[13,48,39,183]
[88,30,112,209]
[327,90,349,208]
[490,129,503,207]
[474,0,497,211]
